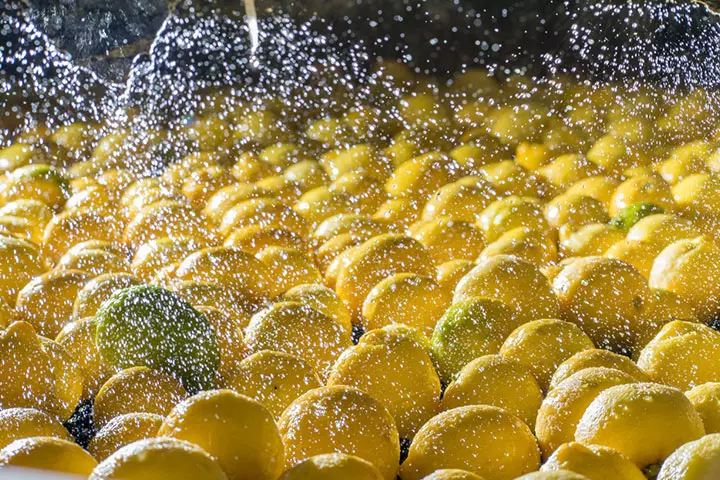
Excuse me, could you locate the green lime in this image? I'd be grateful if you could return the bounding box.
[95,285,219,393]
[609,202,664,232]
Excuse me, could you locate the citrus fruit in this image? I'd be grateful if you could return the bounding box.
[541,442,645,480]
[658,433,720,480]
[549,348,650,390]
[0,436,97,475]
[0,408,71,450]
[88,413,164,461]
[278,453,384,480]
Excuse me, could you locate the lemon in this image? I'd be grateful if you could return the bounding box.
[245,302,351,381]
[478,196,549,243]
[400,405,540,480]
[541,442,645,480]
[181,166,235,209]
[545,193,609,230]
[373,197,421,230]
[636,321,720,391]
[553,256,653,354]
[411,218,486,264]
[321,144,393,181]
[256,247,322,296]
[441,354,542,430]
[386,153,463,201]
[658,433,720,480]
[565,176,620,211]
[0,199,54,226]
[294,187,355,231]
[419,469,485,479]
[330,172,388,215]
[362,273,452,336]
[327,329,441,438]
[515,471,588,480]
[478,227,558,267]
[549,349,650,390]
[558,223,625,257]
[279,385,400,480]
[41,337,84,420]
[159,389,283,480]
[500,319,594,392]
[74,273,142,319]
[609,175,675,216]
[609,202,665,232]
[575,383,704,467]
[672,173,720,217]
[436,259,475,296]
[280,283,352,336]
[95,285,220,392]
[204,183,268,225]
[224,225,305,254]
[284,160,330,193]
[625,212,702,246]
[431,298,520,383]
[1,164,71,212]
[174,246,270,299]
[229,350,321,419]
[0,408,71,450]
[535,367,637,458]
[220,197,308,238]
[421,179,495,223]
[88,412,164,461]
[279,453,384,480]
[171,281,253,329]
[649,236,720,322]
[0,235,46,304]
[89,437,227,480]
[94,367,187,428]
[316,233,367,277]
[0,436,97,475]
[43,209,124,263]
[124,200,214,249]
[454,255,560,324]
[193,306,246,384]
[687,383,720,434]
[129,237,203,282]
[57,247,130,276]
[335,234,434,315]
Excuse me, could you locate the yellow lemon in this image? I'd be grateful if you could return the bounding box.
[0,436,97,476]
[515,142,552,171]
[454,255,559,324]
[637,321,720,391]
[221,197,308,238]
[687,383,720,434]
[430,298,521,383]
[279,385,400,480]
[362,273,451,336]
[88,412,164,461]
[553,256,653,355]
[229,350,321,419]
[544,193,609,230]
[515,472,588,480]
[436,259,475,297]
[131,236,206,283]
[15,269,92,338]
[658,433,720,480]
[315,233,367,276]
[280,283,352,336]
[672,173,720,217]
[311,213,389,248]
[0,408,71,450]
[574,383,704,467]
[478,160,547,198]
[43,209,124,263]
[181,166,236,209]
[245,302,351,381]
[124,200,213,249]
[478,196,549,243]
[327,330,441,438]
[500,319,594,392]
[558,223,625,257]
[57,248,130,276]
[0,199,54,226]
[89,437,227,480]
[0,214,44,244]
[549,349,650,390]
[535,367,637,458]
[159,389,284,480]
[421,179,496,223]
[411,218,486,264]
[565,176,620,211]
[73,273,142,319]
[1,164,71,212]
[400,405,540,480]
[284,160,330,193]
[386,152,463,201]
[40,337,84,420]
[541,442,645,480]
[609,175,675,216]
[441,354,542,430]
[330,172,388,215]
[94,367,188,429]
[279,453,384,480]
[293,187,355,231]
[320,144,393,181]
[203,183,268,225]
[373,197,421,230]
[193,306,246,384]
[335,234,434,315]
[0,235,46,304]
[649,236,720,322]
[256,247,322,296]
[224,225,305,254]
[479,226,557,267]
[420,469,486,479]
[172,281,253,327]
[604,238,663,279]
[231,152,278,183]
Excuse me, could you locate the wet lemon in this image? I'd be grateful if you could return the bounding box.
[541,442,645,480]
[650,236,720,322]
[316,233,367,276]
[229,350,321,419]
[284,160,330,193]
[687,383,720,434]
[311,213,389,248]
[0,436,97,475]
[609,202,664,232]
[441,354,542,430]
[293,187,355,231]
[171,281,254,327]
[174,246,270,299]
[335,234,434,315]
[57,248,130,276]
[245,302,351,381]
[436,259,475,296]
[159,389,284,480]
[256,247,322,296]
[203,183,268,225]
[224,225,305,254]
[88,412,164,461]
[94,366,187,429]
[420,469,485,479]
[0,408,71,450]
[181,165,236,209]
[0,214,44,244]
[327,329,441,438]
[43,209,124,263]
[279,385,400,480]
[553,256,653,354]
[549,349,650,390]
[0,164,71,212]
[658,433,720,480]
[672,173,720,217]
[193,306,246,384]
[431,298,520,383]
[278,453,384,480]
[558,223,625,257]
[411,218,486,264]
[401,405,540,480]
[454,255,559,324]
[73,273,142,319]
[479,227,557,267]
[131,237,205,282]
[609,175,675,216]
[220,197,308,238]
[635,289,698,352]
[535,367,636,458]
[255,175,304,204]
[280,283,352,336]
[0,235,46,304]
[565,176,620,211]
[386,152,463,201]
[95,285,220,392]
[637,321,720,391]
[421,179,495,223]
[0,199,54,226]
[89,437,227,480]
[479,160,547,198]
[516,472,588,480]
[330,172,388,215]
[124,200,213,249]
[373,197,421,230]
[500,319,594,392]
[575,382,704,467]
[362,273,451,336]
[40,337,84,420]
[478,196,549,243]
[545,193,609,230]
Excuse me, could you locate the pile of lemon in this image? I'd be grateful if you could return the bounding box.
[2,62,720,480]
